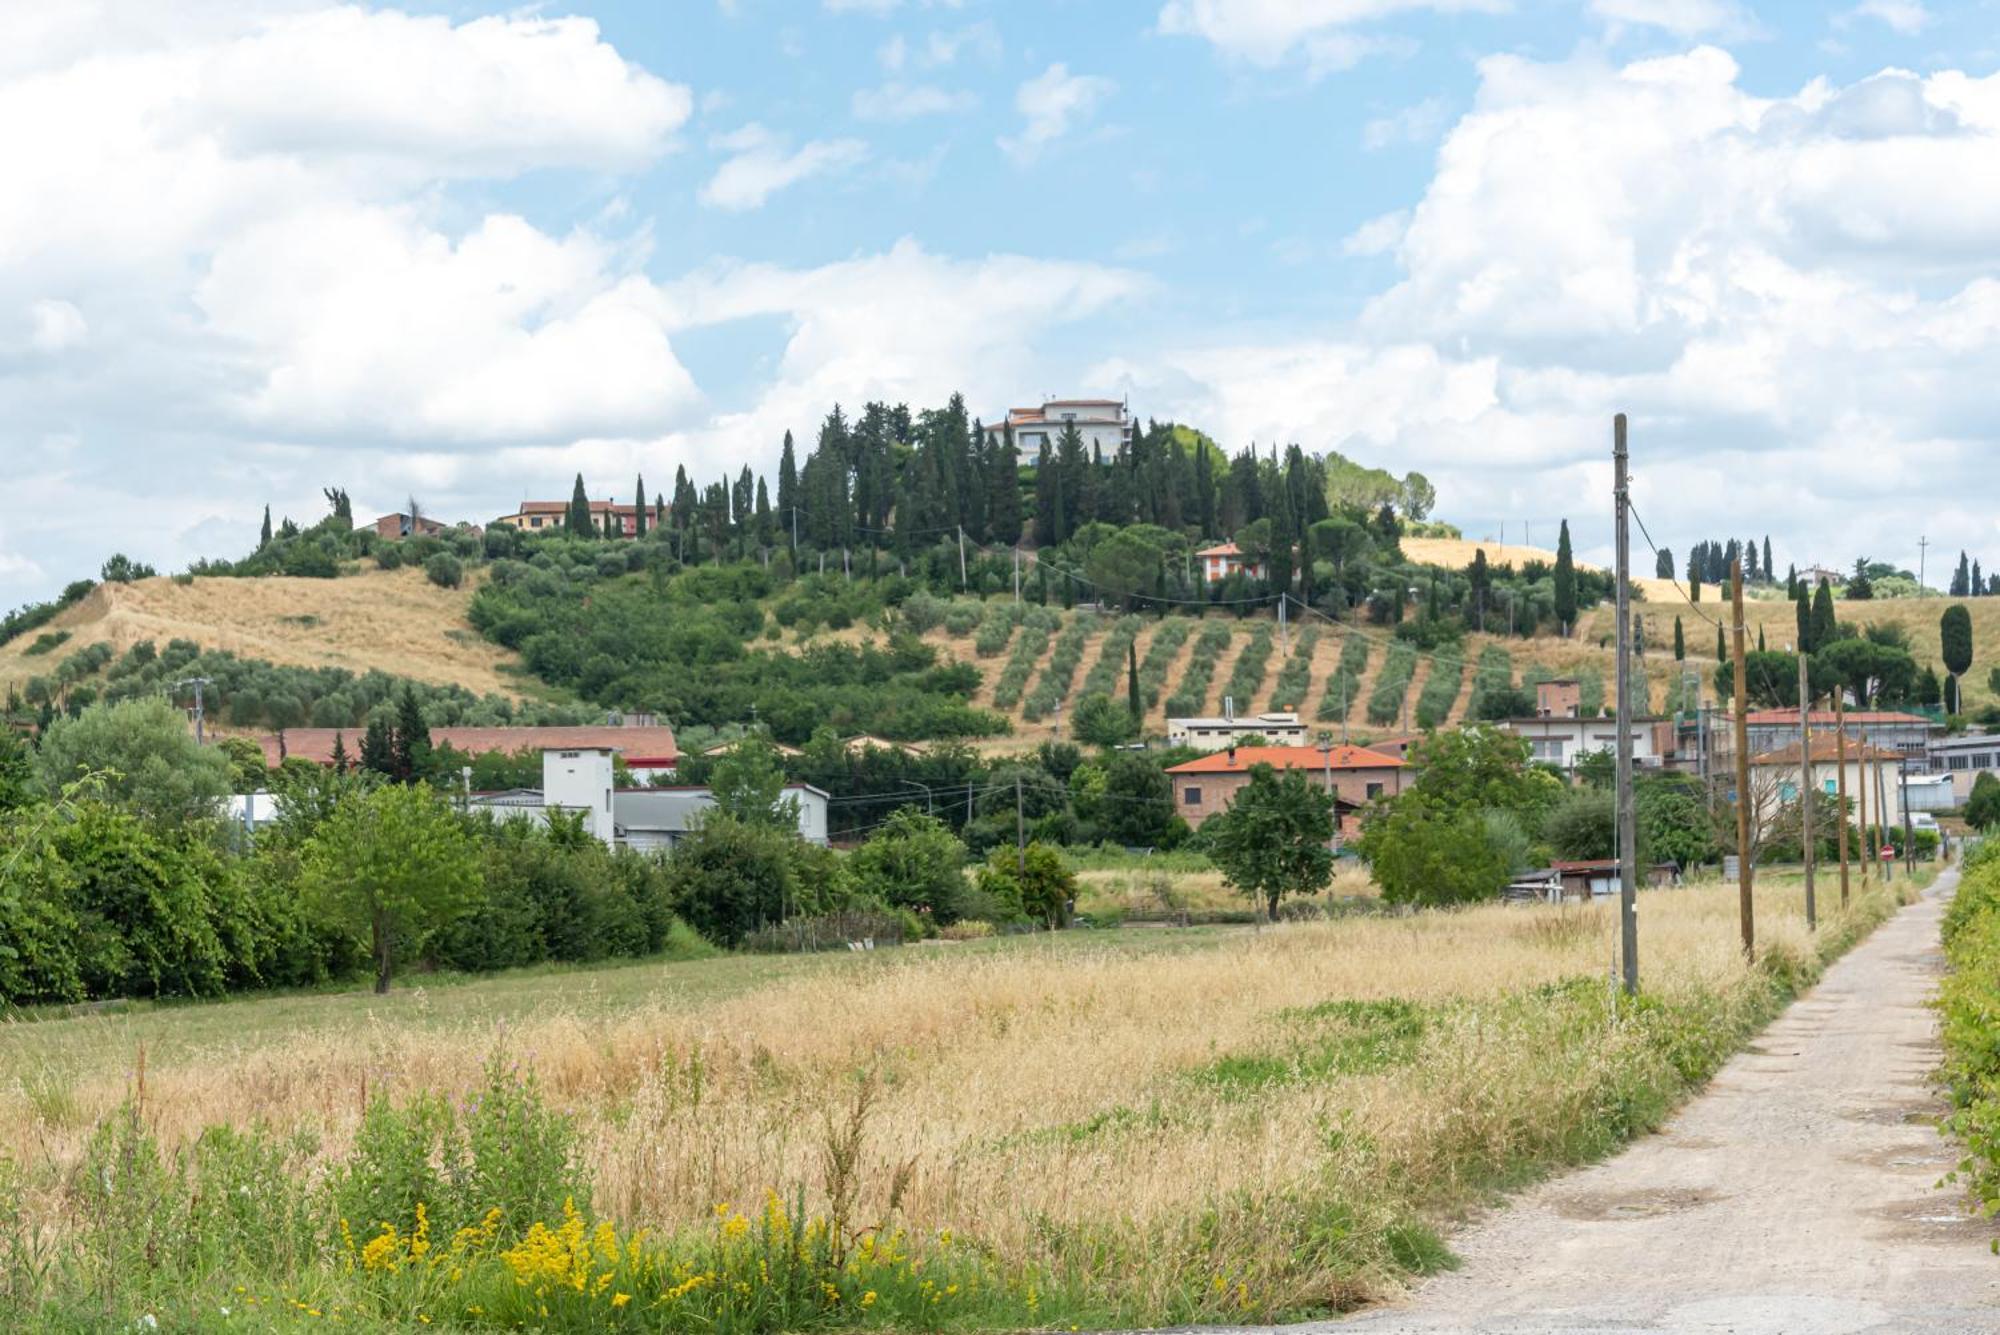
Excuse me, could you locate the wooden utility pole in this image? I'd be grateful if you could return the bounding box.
[1836,696,1852,908]
[1858,711,1873,885]
[1014,773,1026,875]
[1798,651,1816,931]
[1731,560,1755,960]
[1613,414,1639,995]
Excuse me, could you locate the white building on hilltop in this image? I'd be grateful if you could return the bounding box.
[985,398,1132,456]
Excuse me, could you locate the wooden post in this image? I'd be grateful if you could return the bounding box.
[1731,560,1755,961]
[1858,714,1873,885]
[1798,652,1815,931]
[1836,696,1851,908]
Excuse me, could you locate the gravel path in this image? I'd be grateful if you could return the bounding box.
[1324,870,2000,1333]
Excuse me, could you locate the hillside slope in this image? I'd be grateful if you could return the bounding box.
[0,568,523,698]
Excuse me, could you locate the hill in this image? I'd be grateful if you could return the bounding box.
[0,567,522,699]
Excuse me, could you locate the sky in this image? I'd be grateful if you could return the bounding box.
[3,0,1998,608]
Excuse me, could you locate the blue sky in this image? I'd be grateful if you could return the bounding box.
[2,0,1998,607]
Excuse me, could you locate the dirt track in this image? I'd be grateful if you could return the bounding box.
[1326,870,2000,1333]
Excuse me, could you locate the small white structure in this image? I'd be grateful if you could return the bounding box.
[1928,732,2000,804]
[470,749,829,852]
[1167,710,1307,748]
[1500,716,1667,773]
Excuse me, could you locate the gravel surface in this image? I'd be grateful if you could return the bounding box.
[1320,871,2000,1333]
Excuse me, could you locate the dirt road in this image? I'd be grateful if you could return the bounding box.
[1332,871,2000,1333]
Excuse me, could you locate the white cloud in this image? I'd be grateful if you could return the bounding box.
[1362,96,1451,148]
[852,82,976,121]
[1841,0,1931,34]
[1341,210,1409,255]
[29,299,88,352]
[1587,0,1761,39]
[1158,0,1505,72]
[699,125,868,210]
[999,64,1114,165]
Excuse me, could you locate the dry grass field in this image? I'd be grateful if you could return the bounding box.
[0,868,1918,1326]
[0,567,523,698]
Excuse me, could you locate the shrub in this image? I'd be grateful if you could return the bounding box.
[846,808,972,921]
[424,551,464,589]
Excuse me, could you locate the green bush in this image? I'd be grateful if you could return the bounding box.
[424,551,464,589]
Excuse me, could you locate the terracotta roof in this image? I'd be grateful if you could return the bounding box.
[260,725,681,769]
[1749,738,1904,766]
[1743,709,1933,726]
[1552,859,1620,872]
[1166,745,1405,774]
[1196,542,1243,557]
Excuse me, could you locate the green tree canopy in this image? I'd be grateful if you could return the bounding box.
[846,808,970,922]
[1203,764,1336,917]
[301,783,480,993]
[708,735,800,828]
[36,696,233,825]
[1942,604,1974,680]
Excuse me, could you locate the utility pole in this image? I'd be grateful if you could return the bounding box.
[1015,773,1026,875]
[1836,696,1851,908]
[1901,760,1916,877]
[1013,548,1021,604]
[1858,716,1874,885]
[1875,757,1893,881]
[1919,535,1930,592]
[175,676,213,745]
[1318,732,1338,856]
[957,526,968,589]
[1731,559,1755,961]
[1797,649,1815,931]
[1279,594,1289,658]
[1612,413,1639,995]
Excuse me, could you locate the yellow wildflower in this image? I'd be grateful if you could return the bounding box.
[612,1293,632,1309]
[861,1291,878,1309]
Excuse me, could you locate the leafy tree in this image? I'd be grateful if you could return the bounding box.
[0,728,34,812]
[99,554,155,583]
[1085,525,1169,608]
[217,735,269,792]
[1553,520,1577,634]
[1638,774,1717,868]
[1072,693,1138,747]
[1084,751,1182,848]
[1942,603,1974,709]
[35,696,233,825]
[708,735,799,828]
[1204,764,1336,918]
[973,841,1076,927]
[661,816,802,946]
[425,552,463,589]
[301,783,480,992]
[847,808,969,921]
[1363,804,1510,907]
[1967,772,2000,832]
[1546,789,1616,860]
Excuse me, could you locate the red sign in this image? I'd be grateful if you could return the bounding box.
[1880,846,1896,860]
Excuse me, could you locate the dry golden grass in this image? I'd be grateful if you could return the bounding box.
[0,567,524,698]
[0,870,1905,1313]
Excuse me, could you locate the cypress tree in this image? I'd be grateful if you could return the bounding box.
[1127,641,1142,722]
[1757,625,1765,653]
[1796,586,1811,653]
[1553,520,1577,635]
[330,731,350,776]
[1942,603,1975,710]
[1953,552,1970,597]
[1811,578,1837,649]
[1716,624,1726,664]
[1673,615,1685,660]
[260,505,272,548]
[1196,439,1217,537]
[1762,536,1773,584]
[1656,548,1674,580]
[634,474,647,538]
[1976,560,1986,597]
[777,431,798,540]
[566,474,592,537]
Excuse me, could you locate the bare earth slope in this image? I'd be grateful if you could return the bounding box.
[1329,872,2000,1334]
[0,568,523,698]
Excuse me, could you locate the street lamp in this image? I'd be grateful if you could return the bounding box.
[898,779,934,816]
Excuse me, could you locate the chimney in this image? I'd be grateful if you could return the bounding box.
[1227,745,1237,767]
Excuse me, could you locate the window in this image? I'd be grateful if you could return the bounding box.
[1976,753,1995,770]
[530,517,543,528]
[1366,782,1385,799]
[1824,779,1837,795]
[1949,755,1972,771]
[1183,787,1202,805]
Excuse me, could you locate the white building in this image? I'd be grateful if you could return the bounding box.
[470,749,828,851]
[1167,710,1307,748]
[1928,732,2000,804]
[1499,716,1670,773]
[984,398,1132,457]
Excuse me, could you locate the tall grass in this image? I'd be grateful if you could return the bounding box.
[0,875,1913,1330]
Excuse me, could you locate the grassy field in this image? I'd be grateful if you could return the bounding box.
[0,865,1926,1330]
[0,567,523,699]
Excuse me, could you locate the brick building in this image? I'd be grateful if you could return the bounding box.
[1166,744,1406,838]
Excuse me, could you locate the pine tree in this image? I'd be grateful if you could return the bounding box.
[260,505,272,548]
[359,716,395,778]
[1673,615,1685,660]
[566,474,592,537]
[633,474,648,538]
[330,731,350,776]
[1553,520,1577,635]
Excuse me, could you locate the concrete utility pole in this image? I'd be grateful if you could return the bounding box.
[957,526,968,589]
[1731,560,1755,961]
[1798,650,1816,931]
[1014,773,1026,875]
[1612,414,1639,995]
[1836,696,1852,908]
[1919,535,1930,592]
[175,676,213,745]
[1318,732,1338,856]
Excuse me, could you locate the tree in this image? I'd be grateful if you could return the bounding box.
[1811,578,1837,650]
[1362,804,1511,908]
[330,731,351,776]
[847,809,969,921]
[1656,548,1674,580]
[1763,537,1773,585]
[973,842,1076,928]
[391,685,431,784]
[662,816,801,946]
[1673,615,1685,661]
[1942,603,1974,712]
[359,716,395,779]
[1967,772,2000,832]
[1127,641,1142,725]
[35,697,234,826]
[260,505,272,548]
[1085,525,1169,609]
[1546,789,1617,860]
[566,474,592,537]
[1203,765,1336,918]
[1847,558,1874,601]
[708,735,798,828]
[301,783,480,993]
[633,473,648,538]
[1071,694,1139,747]
[1553,520,1577,634]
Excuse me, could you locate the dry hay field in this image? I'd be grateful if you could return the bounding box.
[0,870,1914,1326]
[0,567,523,698]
